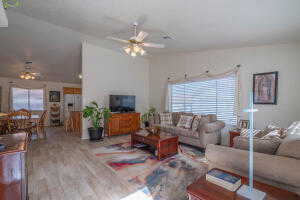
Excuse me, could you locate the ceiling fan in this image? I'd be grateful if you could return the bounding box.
[19,61,41,80]
[107,22,165,57]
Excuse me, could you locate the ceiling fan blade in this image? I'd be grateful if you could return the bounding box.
[135,31,149,42]
[106,36,130,44]
[142,42,165,48]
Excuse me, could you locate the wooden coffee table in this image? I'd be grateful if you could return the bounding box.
[187,168,300,200]
[131,129,178,160]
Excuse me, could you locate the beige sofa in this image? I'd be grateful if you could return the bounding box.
[206,121,300,195]
[151,112,225,148]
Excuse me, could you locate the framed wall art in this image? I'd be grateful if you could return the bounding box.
[238,119,249,129]
[49,91,60,102]
[253,71,278,104]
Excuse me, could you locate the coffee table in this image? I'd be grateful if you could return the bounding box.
[187,168,300,200]
[131,129,178,160]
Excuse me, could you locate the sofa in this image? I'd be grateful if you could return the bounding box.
[206,121,300,195]
[150,112,225,148]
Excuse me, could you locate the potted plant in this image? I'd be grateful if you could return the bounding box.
[82,101,111,141]
[141,107,156,128]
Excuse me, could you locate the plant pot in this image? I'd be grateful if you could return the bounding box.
[88,127,103,141]
[144,121,150,128]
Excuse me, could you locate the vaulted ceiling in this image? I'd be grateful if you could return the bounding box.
[1,0,300,83]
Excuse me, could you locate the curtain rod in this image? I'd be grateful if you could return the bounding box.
[167,64,241,81]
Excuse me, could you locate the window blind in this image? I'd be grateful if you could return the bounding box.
[170,74,237,125]
[12,87,44,111]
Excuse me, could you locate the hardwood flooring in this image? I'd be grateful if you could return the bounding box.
[28,127,136,200]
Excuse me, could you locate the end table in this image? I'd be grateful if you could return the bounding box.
[228,131,240,147]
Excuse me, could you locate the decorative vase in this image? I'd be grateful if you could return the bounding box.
[88,127,103,141]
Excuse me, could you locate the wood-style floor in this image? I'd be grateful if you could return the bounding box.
[28,127,136,200]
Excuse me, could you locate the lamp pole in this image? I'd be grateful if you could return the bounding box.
[237,92,265,200]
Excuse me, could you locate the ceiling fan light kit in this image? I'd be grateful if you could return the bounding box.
[107,22,165,57]
[19,61,40,80]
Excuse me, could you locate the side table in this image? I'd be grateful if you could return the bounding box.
[228,131,240,147]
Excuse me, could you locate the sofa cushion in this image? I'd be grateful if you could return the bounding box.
[255,124,286,138]
[276,140,300,160]
[159,113,172,126]
[159,125,176,134]
[177,115,194,129]
[262,129,286,139]
[202,121,225,133]
[154,113,160,124]
[191,115,201,131]
[233,136,281,155]
[171,112,183,126]
[173,127,200,138]
[275,121,300,159]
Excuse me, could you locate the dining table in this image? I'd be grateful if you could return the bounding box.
[0,114,41,135]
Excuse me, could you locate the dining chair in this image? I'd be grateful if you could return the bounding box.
[32,110,47,139]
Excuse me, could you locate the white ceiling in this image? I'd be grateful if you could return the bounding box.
[1,0,300,83]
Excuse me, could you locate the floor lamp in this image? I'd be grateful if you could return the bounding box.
[237,92,266,200]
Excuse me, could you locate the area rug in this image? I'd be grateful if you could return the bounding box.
[129,155,206,200]
[93,142,135,156]
[179,144,206,163]
[93,142,207,200]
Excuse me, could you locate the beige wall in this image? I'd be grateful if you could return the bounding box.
[149,43,300,129]
[0,76,81,125]
[81,41,149,139]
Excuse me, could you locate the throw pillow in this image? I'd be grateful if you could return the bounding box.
[276,139,300,160]
[191,115,201,131]
[233,136,281,155]
[159,113,172,126]
[262,129,287,139]
[177,115,194,129]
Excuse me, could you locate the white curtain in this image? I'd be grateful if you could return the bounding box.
[164,67,241,117]
[9,82,47,111]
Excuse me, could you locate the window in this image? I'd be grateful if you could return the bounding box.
[169,74,237,125]
[12,87,44,111]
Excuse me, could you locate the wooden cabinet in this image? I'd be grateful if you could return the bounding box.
[0,133,28,200]
[106,113,140,136]
[63,87,82,95]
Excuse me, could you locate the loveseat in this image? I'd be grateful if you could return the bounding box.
[206,121,300,195]
[150,112,225,148]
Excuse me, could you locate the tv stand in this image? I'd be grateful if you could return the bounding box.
[105,112,140,136]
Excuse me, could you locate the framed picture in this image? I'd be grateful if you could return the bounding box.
[238,119,249,129]
[253,71,278,104]
[49,91,60,102]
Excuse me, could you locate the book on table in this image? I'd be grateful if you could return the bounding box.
[206,169,241,191]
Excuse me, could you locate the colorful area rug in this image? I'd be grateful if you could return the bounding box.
[93,142,207,200]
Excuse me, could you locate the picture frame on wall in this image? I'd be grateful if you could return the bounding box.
[49,91,60,102]
[238,119,249,129]
[253,71,278,104]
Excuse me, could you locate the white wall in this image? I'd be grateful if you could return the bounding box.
[82,41,149,139]
[149,43,300,129]
[0,76,81,125]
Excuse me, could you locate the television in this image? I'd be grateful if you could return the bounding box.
[109,95,135,113]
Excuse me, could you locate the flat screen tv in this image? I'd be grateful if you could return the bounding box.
[109,95,135,113]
